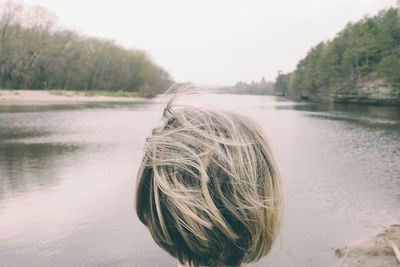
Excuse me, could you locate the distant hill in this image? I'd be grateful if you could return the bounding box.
[219,77,275,95]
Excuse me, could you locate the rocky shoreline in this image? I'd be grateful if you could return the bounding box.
[303,80,400,106]
[308,94,400,106]
[335,223,400,267]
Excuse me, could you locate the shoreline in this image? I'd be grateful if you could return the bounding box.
[335,223,400,267]
[267,94,400,106]
[0,90,146,105]
[308,94,400,106]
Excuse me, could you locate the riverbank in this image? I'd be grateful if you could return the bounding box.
[308,94,400,106]
[0,90,145,105]
[283,77,400,106]
[335,223,400,267]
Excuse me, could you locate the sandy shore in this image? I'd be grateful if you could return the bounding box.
[336,223,400,267]
[0,90,144,105]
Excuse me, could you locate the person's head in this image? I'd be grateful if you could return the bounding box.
[135,92,282,267]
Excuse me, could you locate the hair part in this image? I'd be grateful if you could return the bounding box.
[135,93,282,267]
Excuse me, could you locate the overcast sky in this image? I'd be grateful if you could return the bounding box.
[19,0,397,86]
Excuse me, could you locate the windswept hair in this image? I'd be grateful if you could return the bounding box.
[135,91,282,267]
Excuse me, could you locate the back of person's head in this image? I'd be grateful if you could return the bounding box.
[135,90,282,267]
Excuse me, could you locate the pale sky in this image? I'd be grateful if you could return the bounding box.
[18,0,397,86]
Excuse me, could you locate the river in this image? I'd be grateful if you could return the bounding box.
[0,94,399,266]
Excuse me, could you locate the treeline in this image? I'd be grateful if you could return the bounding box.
[275,7,400,99]
[0,1,172,96]
[221,77,275,95]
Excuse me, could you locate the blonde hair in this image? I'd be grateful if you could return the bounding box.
[135,92,282,267]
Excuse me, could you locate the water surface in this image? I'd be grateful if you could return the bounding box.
[0,95,399,266]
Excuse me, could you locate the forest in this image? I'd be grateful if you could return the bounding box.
[275,7,400,102]
[220,77,275,95]
[0,1,173,97]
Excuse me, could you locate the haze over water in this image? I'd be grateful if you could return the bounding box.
[0,94,399,266]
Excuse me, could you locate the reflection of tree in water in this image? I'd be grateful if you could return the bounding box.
[0,102,152,114]
[0,128,53,141]
[0,143,80,200]
[277,102,400,121]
